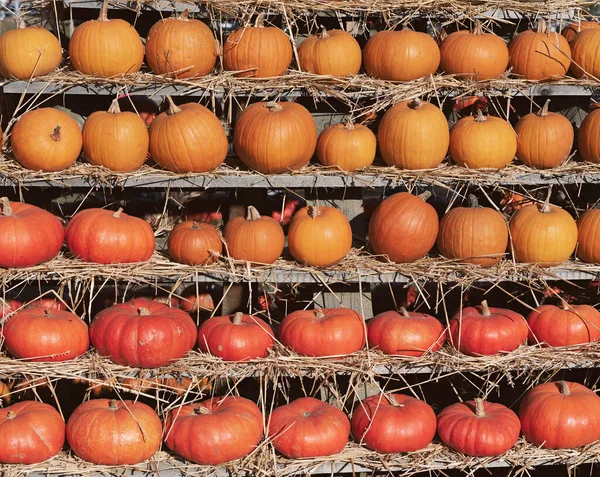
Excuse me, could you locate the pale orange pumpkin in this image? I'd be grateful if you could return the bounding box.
[168,221,223,266]
[316,121,376,171]
[577,108,600,163]
[562,21,600,43]
[571,29,600,78]
[576,208,600,263]
[298,27,361,76]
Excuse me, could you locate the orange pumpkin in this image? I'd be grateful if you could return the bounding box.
[168,221,222,265]
[378,99,449,170]
[363,29,440,81]
[316,120,376,171]
[577,108,600,163]
[0,381,11,404]
[298,27,361,76]
[233,101,317,174]
[562,20,600,42]
[571,29,600,78]
[576,208,600,263]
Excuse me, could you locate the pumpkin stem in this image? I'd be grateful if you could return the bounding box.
[98,0,109,21]
[314,308,325,319]
[265,102,283,113]
[50,126,61,142]
[307,205,321,219]
[474,398,486,417]
[44,309,51,317]
[418,191,432,202]
[166,96,182,115]
[137,307,150,316]
[540,186,552,214]
[408,99,424,110]
[14,16,25,29]
[474,109,487,123]
[319,26,330,39]
[107,98,122,115]
[559,381,571,395]
[473,20,484,35]
[467,194,480,208]
[178,8,190,21]
[194,406,211,415]
[254,13,265,28]
[399,306,410,318]
[191,221,200,229]
[386,394,403,407]
[246,206,261,222]
[232,312,244,325]
[538,99,550,117]
[536,18,548,35]
[113,208,124,218]
[5,411,16,419]
[0,198,13,216]
[561,301,570,311]
[480,300,491,316]
[108,400,119,410]
[344,119,356,130]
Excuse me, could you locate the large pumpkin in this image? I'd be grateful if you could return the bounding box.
[11,107,83,172]
[378,99,449,170]
[519,381,600,449]
[562,20,600,42]
[3,307,89,362]
[149,97,228,173]
[369,191,439,263]
[145,9,217,78]
[508,19,571,80]
[351,394,436,453]
[514,100,574,169]
[316,121,376,172]
[440,21,509,80]
[67,399,162,464]
[577,108,600,163]
[66,207,155,264]
[0,20,62,80]
[577,208,600,262]
[168,220,222,266]
[268,397,350,458]
[82,99,149,171]
[363,29,440,81]
[69,0,143,77]
[0,401,65,464]
[449,301,528,356]
[0,198,64,268]
[223,16,292,77]
[198,312,275,361]
[438,399,520,456]
[449,110,517,169]
[165,397,263,464]
[223,206,284,264]
[287,205,352,267]
[437,195,509,266]
[571,29,600,78]
[367,307,445,357]
[280,307,365,356]
[233,101,317,174]
[298,27,361,76]
[90,298,197,368]
[526,303,600,346]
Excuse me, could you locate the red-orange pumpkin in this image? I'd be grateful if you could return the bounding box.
[526,303,600,347]
[180,292,215,313]
[298,27,361,76]
[316,121,376,171]
[577,208,600,263]
[168,220,223,265]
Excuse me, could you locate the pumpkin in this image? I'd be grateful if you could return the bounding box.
[571,29,600,78]
[0,19,62,80]
[351,394,436,453]
[287,205,352,266]
[165,396,263,464]
[180,293,215,313]
[369,191,439,263]
[3,307,89,362]
[25,298,66,310]
[223,206,284,264]
[268,397,350,458]
[514,99,574,169]
[577,108,600,163]
[11,107,83,172]
[577,208,600,262]
[440,21,509,80]
[438,399,520,456]
[526,303,600,346]
[223,15,292,77]
[449,300,528,356]
[233,101,317,174]
[519,381,600,449]
[168,220,222,265]
[67,399,162,464]
[0,381,11,404]
[66,207,155,264]
[562,20,600,42]
[449,110,517,169]
[298,27,361,76]
[437,194,509,266]
[68,0,143,77]
[198,312,275,361]
[0,298,21,318]
[316,120,376,171]
[90,298,197,368]
[82,98,149,171]
[0,401,65,464]
[367,307,444,356]
[508,19,571,80]
[0,198,64,268]
[377,99,449,170]
[363,29,440,81]
[145,9,217,78]
[279,307,365,356]
[509,190,578,265]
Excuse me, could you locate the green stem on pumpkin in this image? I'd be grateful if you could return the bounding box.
[474,398,486,416]
[0,198,13,216]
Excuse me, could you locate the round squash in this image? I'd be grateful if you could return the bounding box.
[168,220,222,265]
[571,28,600,78]
[562,20,600,42]
[577,208,600,262]
[577,108,600,163]
[363,29,440,81]
[526,303,600,346]
[316,120,376,171]
[0,298,21,318]
[180,292,215,313]
[514,100,574,169]
[378,99,449,170]
[298,27,361,76]
[11,107,83,172]
[233,101,317,174]
[369,191,439,263]
[145,9,217,78]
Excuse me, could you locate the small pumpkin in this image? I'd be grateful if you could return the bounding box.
[363,29,440,81]
[367,307,445,357]
[0,299,21,318]
[180,292,215,313]
[0,381,11,404]
[168,220,222,266]
[577,108,600,163]
[577,208,600,263]
[233,101,317,174]
[514,100,574,169]
[268,397,350,458]
[562,20,600,42]
[369,191,439,263]
[316,120,376,171]
[223,206,284,264]
[438,398,521,456]
[526,303,600,346]
[25,298,66,310]
[11,107,83,172]
[287,205,352,267]
[298,27,361,76]
[66,207,155,264]
[570,29,600,78]
[351,394,436,453]
[67,399,162,464]
[279,307,366,357]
